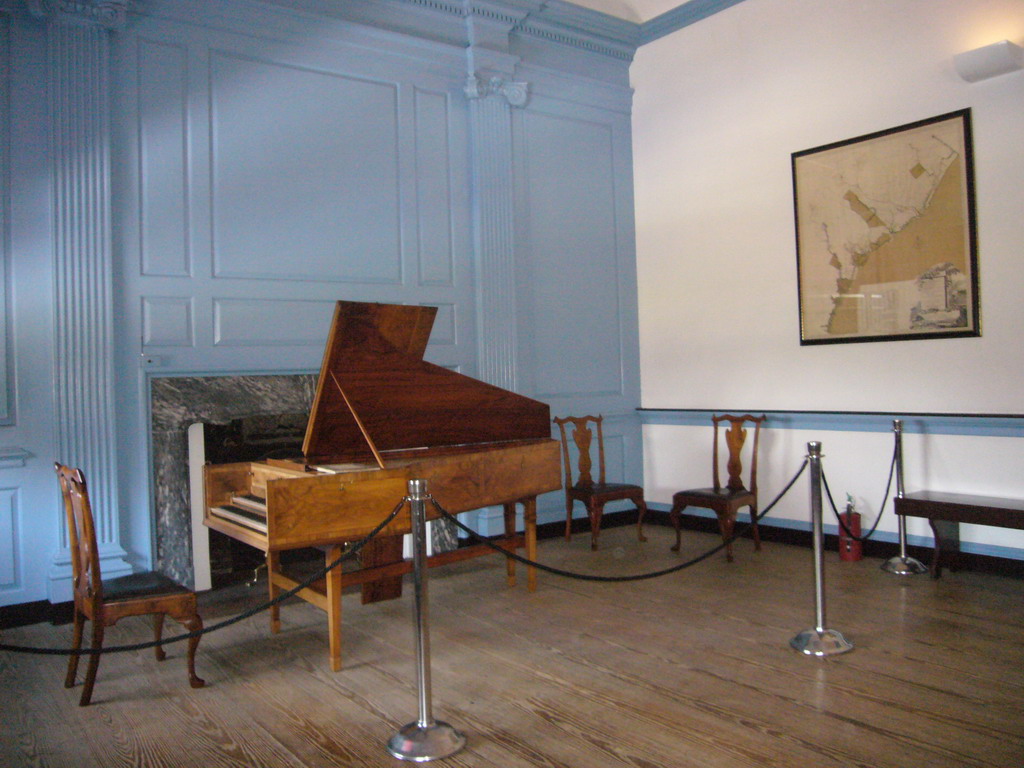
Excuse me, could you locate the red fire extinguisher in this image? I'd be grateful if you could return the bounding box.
[839,497,863,562]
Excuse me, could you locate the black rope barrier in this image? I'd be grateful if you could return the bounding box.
[433,459,809,582]
[1,458,813,657]
[822,440,897,544]
[0,498,406,657]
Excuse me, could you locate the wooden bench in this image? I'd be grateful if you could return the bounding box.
[894,491,1024,578]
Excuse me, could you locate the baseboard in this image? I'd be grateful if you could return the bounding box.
[547,509,1024,580]
[0,599,74,630]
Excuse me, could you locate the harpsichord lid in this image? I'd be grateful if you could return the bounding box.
[302,301,551,466]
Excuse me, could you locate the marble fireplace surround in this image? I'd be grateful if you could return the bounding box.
[151,374,317,586]
[150,373,461,588]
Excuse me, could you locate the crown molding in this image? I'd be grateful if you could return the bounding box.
[395,0,641,60]
[639,0,748,45]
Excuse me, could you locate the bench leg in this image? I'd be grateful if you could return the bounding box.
[928,519,961,579]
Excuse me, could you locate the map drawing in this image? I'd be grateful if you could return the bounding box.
[793,112,976,343]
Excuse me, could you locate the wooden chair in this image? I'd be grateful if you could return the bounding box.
[55,463,205,706]
[668,414,767,562]
[554,415,648,550]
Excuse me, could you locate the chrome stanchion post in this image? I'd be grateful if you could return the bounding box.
[790,442,854,656]
[387,480,466,762]
[882,419,927,576]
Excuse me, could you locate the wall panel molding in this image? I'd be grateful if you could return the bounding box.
[0,447,32,469]
[0,12,12,426]
[142,296,194,347]
[521,107,625,401]
[0,487,18,590]
[212,297,336,347]
[208,52,403,283]
[426,302,457,345]
[137,36,190,277]
[413,87,456,287]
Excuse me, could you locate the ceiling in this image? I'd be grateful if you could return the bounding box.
[566,0,684,23]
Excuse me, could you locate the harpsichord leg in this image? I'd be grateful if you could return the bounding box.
[325,543,343,672]
[523,496,538,592]
[267,551,281,635]
[503,502,517,587]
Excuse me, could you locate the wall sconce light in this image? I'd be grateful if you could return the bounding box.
[954,39,1024,82]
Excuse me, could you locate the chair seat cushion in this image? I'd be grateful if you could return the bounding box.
[572,482,644,502]
[103,571,191,601]
[674,487,753,502]
[590,482,642,494]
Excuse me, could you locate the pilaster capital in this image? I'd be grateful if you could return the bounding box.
[27,0,130,30]
[464,73,530,108]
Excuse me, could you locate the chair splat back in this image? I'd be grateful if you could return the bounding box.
[553,415,648,551]
[57,465,104,610]
[554,414,606,488]
[713,413,763,494]
[671,413,767,562]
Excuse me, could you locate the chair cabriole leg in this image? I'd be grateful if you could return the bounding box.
[153,613,166,661]
[79,620,104,706]
[185,613,205,688]
[718,513,735,562]
[669,502,683,552]
[65,609,84,689]
[589,502,602,550]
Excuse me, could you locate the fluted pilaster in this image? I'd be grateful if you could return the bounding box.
[466,74,529,390]
[44,5,129,589]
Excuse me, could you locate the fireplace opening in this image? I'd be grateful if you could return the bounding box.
[197,412,322,587]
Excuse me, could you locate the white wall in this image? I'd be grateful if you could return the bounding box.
[631,0,1024,555]
[632,0,1023,413]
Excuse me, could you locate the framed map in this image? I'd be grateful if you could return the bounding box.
[792,109,979,345]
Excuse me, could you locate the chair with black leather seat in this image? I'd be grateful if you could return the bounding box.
[554,415,648,550]
[55,463,205,706]
[669,414,766,562]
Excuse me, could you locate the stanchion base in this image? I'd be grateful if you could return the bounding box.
[881,555,928,576]
[387,720,466,762]
[790,628,854,656]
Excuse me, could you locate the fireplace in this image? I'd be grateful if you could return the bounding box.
[150,373,459,590]
[150,374,317,587]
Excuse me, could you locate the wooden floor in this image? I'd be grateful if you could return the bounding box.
[2,525,1023,767]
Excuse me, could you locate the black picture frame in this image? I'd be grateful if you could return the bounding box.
[792,109,979,345]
